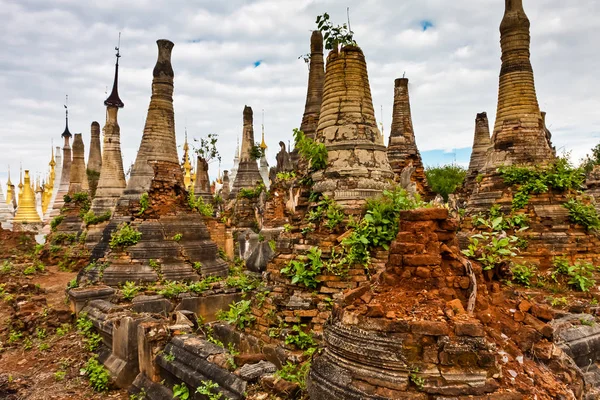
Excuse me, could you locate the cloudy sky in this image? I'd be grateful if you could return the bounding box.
[1,0,599,192]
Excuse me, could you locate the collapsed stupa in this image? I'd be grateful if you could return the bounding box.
[87,39,227,286]
[464,112,492,194]
[48,109,73,219]
[87,121,103,197]
[387,78,431,197]
[90,46,127,215]
[69,133,89,194]
[228,106,264,199]
[312,45,395,208]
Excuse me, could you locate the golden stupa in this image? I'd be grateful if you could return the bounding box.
[42,147,56,214]
[17,167,24,204]
[182,132,193,190]
[14,170,42,223]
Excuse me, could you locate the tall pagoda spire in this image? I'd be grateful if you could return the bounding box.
[6,166,13,206]
[62,95,72,139]
[104,33,124,109]
[182,129,192,190]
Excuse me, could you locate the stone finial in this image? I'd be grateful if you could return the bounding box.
[465,112,492,193]
[229,106,264,199]
[69,133,89,193]
[121,39,181,201]
[312,46,395,208]
[300,30,325,140]
[387,77,431,197]
[483,0,554,171]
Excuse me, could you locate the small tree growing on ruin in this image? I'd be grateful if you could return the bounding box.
[193,133,221,165]
[316,12,356,50]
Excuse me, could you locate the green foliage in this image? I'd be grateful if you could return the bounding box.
[281,248,324,288]
[343,187,423,266]
[226,273,259,292]
[283,224,292,233]
[109,223,142,249]
[581,318,596,327]
[275,361,311,391]
[499,157,585,210]
[188,192,214,217]
[567,262,596,292]
[563,198,600,231]
[276,171,296,181]
[268,239,276,252]
[425,164,467,202]
[409,368,425,390]
[56,323,71,337]
[83,210,111,226]
[580,143,600,173]
[50,215,64,231]
[8,330,22,343]
[163,350,175,362]
[306,196,345,231]
[72,192,91,217]
[138,193,149,215]
[462,232,519,271]
[250,143,265,160]
[67,278,78,289]
[187,276,220,294]
[81,355,109,392]
[193,133,221,164]
[238,182,266,200]
[293,128,327,171]
[284,324,317,351]
[192,261,202,272]
[121,281,140,301]
[549,297,568,307]
[54,370,66,381]
[172,233,183,242]
[63,194,72,203]
[216,299,256,330]
[51,232,79,245]
[472,205,529,232]
[158,281,188,299]
[195,380,223,400]
[316,13,356,50]
[511,264,536,287]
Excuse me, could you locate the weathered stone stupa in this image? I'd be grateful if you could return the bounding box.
[386,77,430,197]
[87,121,103,197]
[69,133,89,194]
[43,146,62,221]
[259,125,270,190]
[91,47,127,215]
[221,170,230,200]
[229,106,263,199]
[312,46,395,208]
[0,183,11,227]
[13,171,41,224]
[88,39,227,286]
[464,112,492,194]
[49,110,73,218]
[484,0,554,172]
[300,31,325,140]
[119,39,180,203]
[194,156,212,204]
[229,139,239,191]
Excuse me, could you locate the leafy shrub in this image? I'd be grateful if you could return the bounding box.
[462,232,519,271]
[567,262,596,292]
[121,281,140,301]
[293,128,327,171]
[276,361,311,391]
[188,192,214,217]
[249,143,265,160]
[187,276,220,294]
[425,165,467,202]
[563,198,600,231]
[81,355,109,392]
[281,248,324,288]
[276,171,296,181]
[316,13,356,50]
[109,223,142,249]
[172,233,183,242]
[158,281,188,299]
[226,274,259,292]
[195,380,223,400]
[511,264,536,287]
[284,324,317,350]
[580,143,600,174]
[83,211,111,226]
[238,182,266,200]
[50,216,64,231]
[216,299,256,330]
[138,193,149,215]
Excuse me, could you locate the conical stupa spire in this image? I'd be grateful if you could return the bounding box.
[229,106,264,198]
[182,130,192,190]
[483,0,554,170]
[14,171,41,223]
[300,30,325,140]
[465,112,492,192]
[104,34,125,108]
[62,96,72,139]
[69,133,89,193]
[87,121,103,197]
[121,39,180,201]
[312,45,395,208]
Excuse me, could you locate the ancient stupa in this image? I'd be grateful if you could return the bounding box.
[88,39,227,286]
[229,106,263,199]
[6,168,15,212]
[41,147,57,216]
[43,146,62,221]
[312,45,395,208]
[69,133,89,194]
[194,155,212,204]
[259,123,270,190]
[13,171,41,224]
[182,133,193,190]
[0,181,11,227]
[221,170,230,200]
[464,112,492,194]
[300,31,325,140]
[386,78,431,197]
[48,108,73,218]
[35,177,43,219]
[90,46,127,215]
[87,121,103,197]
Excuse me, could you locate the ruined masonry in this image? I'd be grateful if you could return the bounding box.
[229,106,264,200]
[69,133,89,194]
[87,121,103,197]
[387,77,431,198]
[300,30,325,141]
[312,45,395,209]
[464,112,492,194]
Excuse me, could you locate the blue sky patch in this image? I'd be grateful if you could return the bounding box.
[421,20,434,31]
[254,60,262,67]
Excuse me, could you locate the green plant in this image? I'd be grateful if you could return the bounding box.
[23,337,33,350]
[276,171,296,181]
[0,261,12,274]
[549,297,568,307]
[81,355,110,392]
[54,370,66,381]
[38,342,50,351]
[316,13,356,50]
[249,143,265,160]
[551,257,571,281]
[216,299,256,330]
[23,265,36,275]
[163,350,175,362]
[581,318,596,327]
[158,281,188,299]
[83,210,111,226]
[56,323,71,337]
[138,193,149,215]
[268,239,276,252]
[172,233,183,242]
[192,262,202,272]
[462,231,519,271]
[580,143,600,173]
[293,128,327,171]
[284,324,317,350]
[275,361,310,391]
[281,248,324,288]
[511,264,536,287]
[409,368,425,390]
[121,281,141,301]
[109,223,142,249]
[283,224,292,233]
[187,276,220,294]
[188,192,214,217]
[173,382,190,400]
[36,327,47,340]
[563,198,600,231]
[238,182,266,200]
[195,380,223,400]
[567,262,596,292]
[193,133,221,164]
[67,278,79,289]
[425,165,467,202]
[50,215,64,231]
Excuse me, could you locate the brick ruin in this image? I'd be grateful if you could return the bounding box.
[387,77,432,198]
[87,121,103,198]
[69,133,89,194]
[229,106,264,200]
